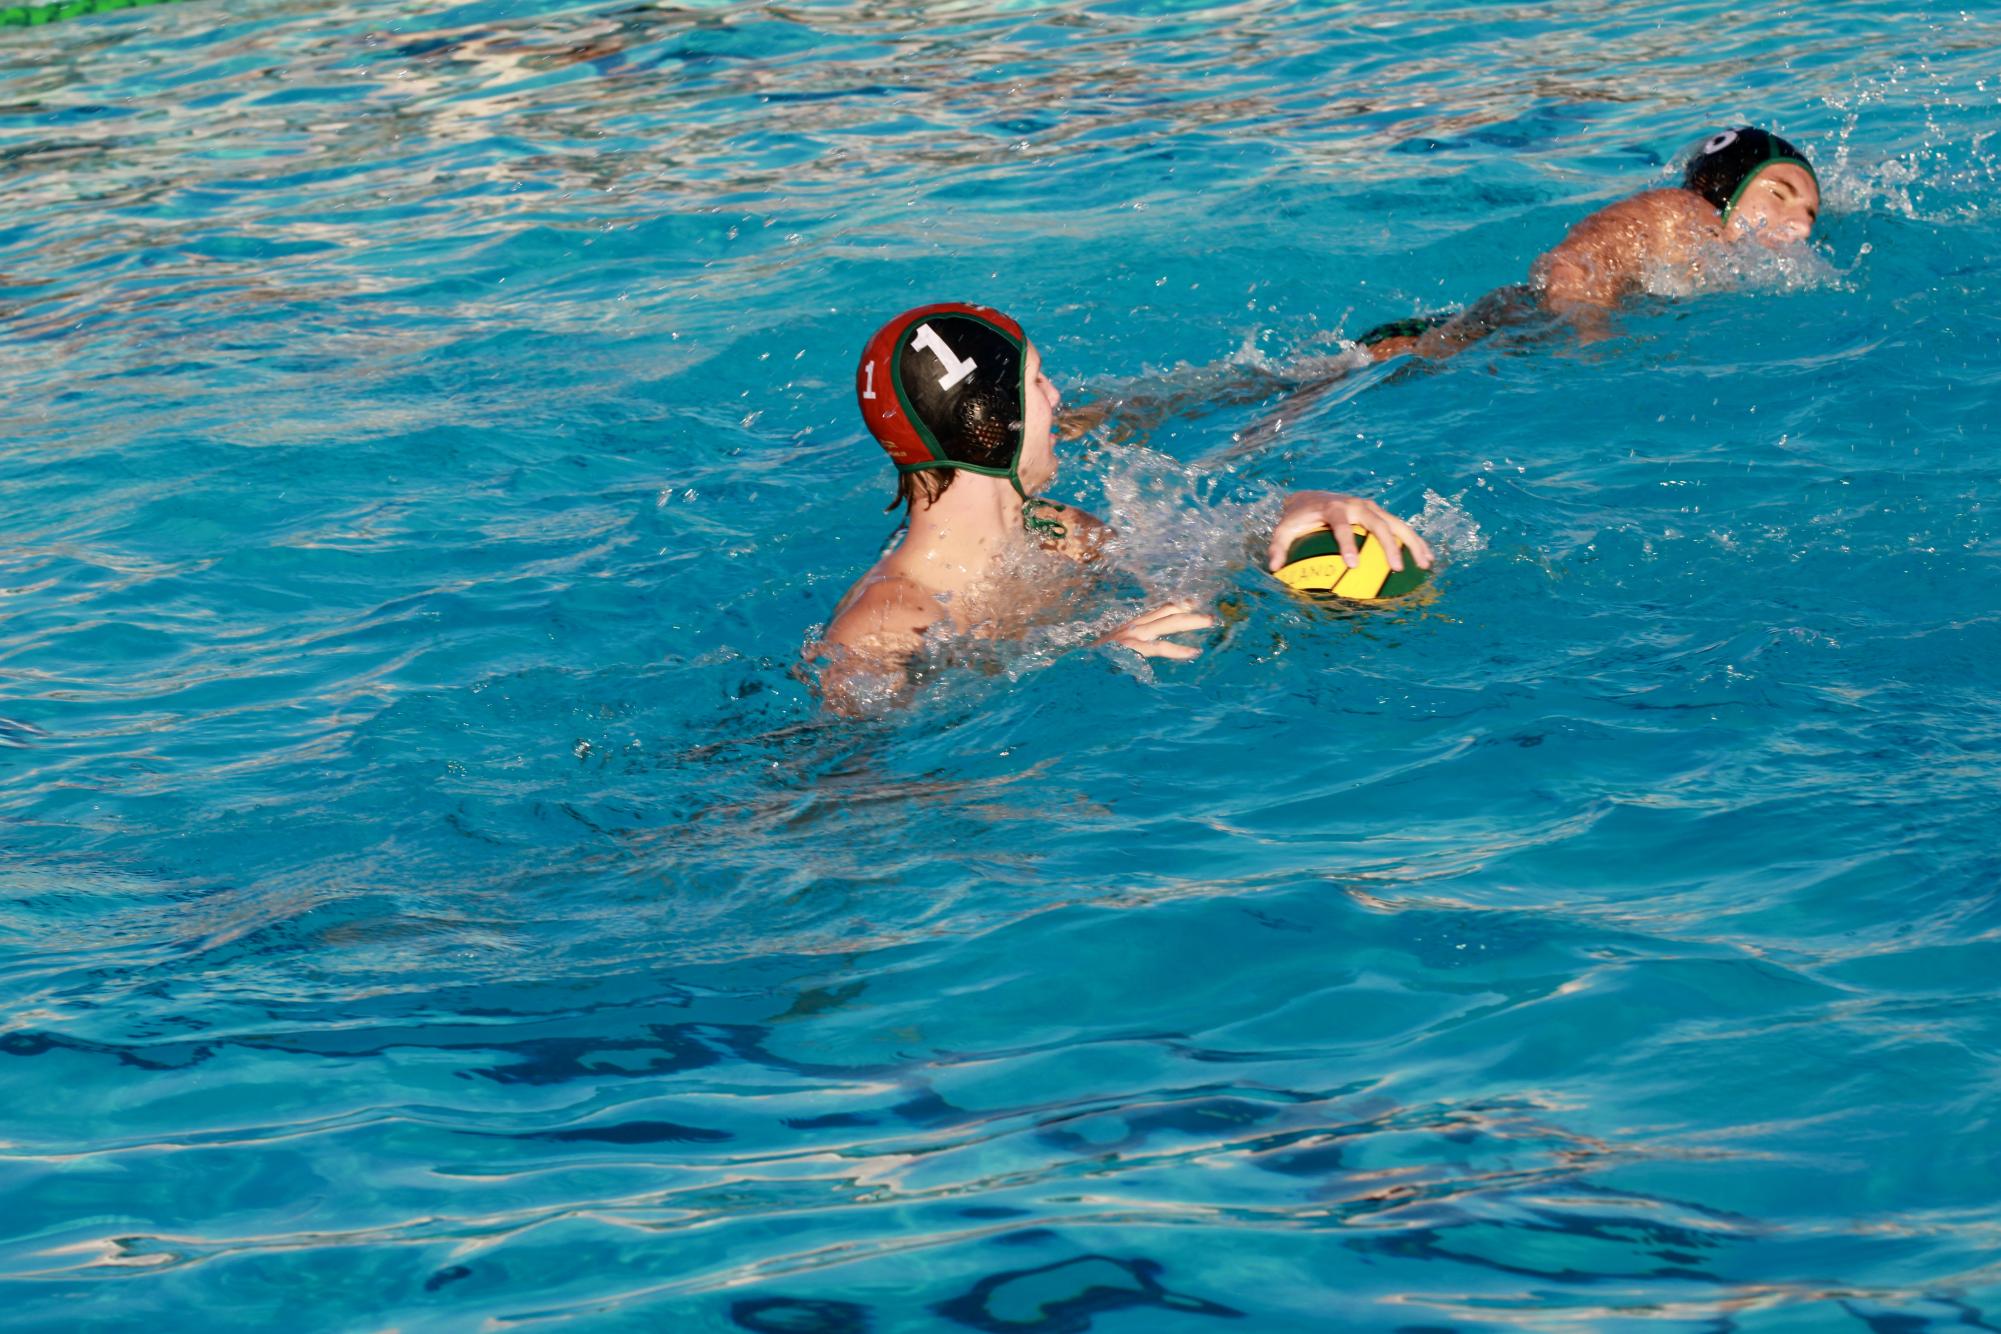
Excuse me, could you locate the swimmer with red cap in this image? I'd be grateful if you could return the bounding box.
[1359,126,1822,360]
[813,302,1431,710]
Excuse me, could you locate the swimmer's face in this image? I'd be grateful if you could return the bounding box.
[1726,162,1819,247]
[1016,342,1062,493]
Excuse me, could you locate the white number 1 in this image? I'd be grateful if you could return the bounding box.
[910,322,977,390]
[861,360,877,399]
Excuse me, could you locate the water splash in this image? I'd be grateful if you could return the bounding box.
[1094,442,1271,605]
[1413,487,1486,561]
[1822,52,2001,222]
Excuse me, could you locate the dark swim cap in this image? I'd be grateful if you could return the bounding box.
[857,302,1031,496]
[1683,127,1818,222]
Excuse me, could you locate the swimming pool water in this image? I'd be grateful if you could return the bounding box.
[3,0,1999,1328]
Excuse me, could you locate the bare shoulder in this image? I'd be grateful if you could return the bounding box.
[1619,187,1723,241]
[820,571,943,653]
[1547,190,1706,249]
[808,571,946,715]
[1535,188,1719,307]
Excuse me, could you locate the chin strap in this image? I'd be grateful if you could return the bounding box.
[899,460,1067,542]
[1021,496,1069,543]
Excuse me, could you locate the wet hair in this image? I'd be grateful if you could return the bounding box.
[1683,127,1817,220]
[887,467,952,512]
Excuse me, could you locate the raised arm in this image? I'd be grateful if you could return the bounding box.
[1055,360,1311,445]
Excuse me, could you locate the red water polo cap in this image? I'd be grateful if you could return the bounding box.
[856,302,1030,479]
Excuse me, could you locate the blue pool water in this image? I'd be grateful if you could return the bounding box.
[4,0,2000,1328]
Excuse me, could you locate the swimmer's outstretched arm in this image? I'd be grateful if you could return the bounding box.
[1266,491,1434,574]
[1055,361,1316,445]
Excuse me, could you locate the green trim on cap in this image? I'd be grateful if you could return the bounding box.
[887,310,1031,500]
[1721,152,1820,224]
[894,459,1014,481]
[894,456,1030,500]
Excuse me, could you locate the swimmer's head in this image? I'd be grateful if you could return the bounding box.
[1683,127,1820,245]
[858,303,1059,510]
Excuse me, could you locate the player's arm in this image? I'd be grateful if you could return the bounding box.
[1055,361,1307,444]
[1024,504,1220,660]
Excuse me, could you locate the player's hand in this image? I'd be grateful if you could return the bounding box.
[1267,491,1434,574]
[1055,401,1110,441]
[1103,601,1216,661]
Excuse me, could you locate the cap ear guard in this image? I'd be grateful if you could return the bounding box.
[947,378,1022,468]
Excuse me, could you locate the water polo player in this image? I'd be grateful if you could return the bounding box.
[811,302,1432,711]
[1358,126,1821,361]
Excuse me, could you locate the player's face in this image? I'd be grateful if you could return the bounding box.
[1727,162,1819,247]
[1016,343,1062,493]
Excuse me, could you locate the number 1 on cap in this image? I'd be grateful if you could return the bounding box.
[910,323,977,390]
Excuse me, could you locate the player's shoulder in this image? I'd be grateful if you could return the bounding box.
[1572,187,1710,230]
[1623,186,1721,230]
[823,571,943,649]
[811,571,945,716]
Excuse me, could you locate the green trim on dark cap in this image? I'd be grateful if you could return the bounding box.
[888,311,1031,500]
[1721,151,1820,224]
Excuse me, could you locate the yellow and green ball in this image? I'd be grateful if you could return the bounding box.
[1272,528,1429,601]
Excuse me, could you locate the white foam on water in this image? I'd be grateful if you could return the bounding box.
[1640,232,1844,300]
[1413,488,1486,561]
[1093,443,1271,603]
[1822,62,2001,223]
[808,432,1485,714]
